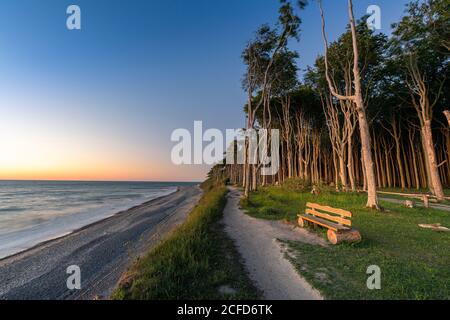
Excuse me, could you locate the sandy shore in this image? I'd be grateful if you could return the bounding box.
[0,185,202,300]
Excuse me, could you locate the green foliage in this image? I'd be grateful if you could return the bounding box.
[305,17,387,104]
[242,0,305,97]
[281,178,311,192]
[389,0,449,116]
[242,186,450,299]
[112,182,259,300]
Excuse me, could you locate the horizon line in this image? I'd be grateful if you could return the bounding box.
[0,179,203,183]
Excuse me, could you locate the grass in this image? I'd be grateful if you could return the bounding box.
[242,185,450,300]
[112,180,259,300]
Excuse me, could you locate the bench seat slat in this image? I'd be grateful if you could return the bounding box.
[306,202,352,218]
[299,214,350,232]
[305,209,352,226]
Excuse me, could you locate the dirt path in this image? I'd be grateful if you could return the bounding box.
[222,187,324,300]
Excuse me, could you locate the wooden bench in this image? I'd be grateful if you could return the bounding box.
[298,203,361,245]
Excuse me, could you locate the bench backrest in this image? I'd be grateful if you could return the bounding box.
[306,202,353,227]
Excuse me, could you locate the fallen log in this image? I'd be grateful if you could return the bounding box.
[327,229,361,245]
[418,223,450,232]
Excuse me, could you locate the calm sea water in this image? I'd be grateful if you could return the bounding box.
[0,180,193,259]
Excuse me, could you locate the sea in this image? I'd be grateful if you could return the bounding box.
[0,180,194,259]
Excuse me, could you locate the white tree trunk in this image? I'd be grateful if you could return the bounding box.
[444,110,450,128]
[422,121,445,201]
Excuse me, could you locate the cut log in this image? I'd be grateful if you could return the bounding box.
[404,200,415,208]
[327,229,361,245]
[418,223,450,232]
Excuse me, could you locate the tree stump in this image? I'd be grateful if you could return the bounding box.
[404,200,415,208]
[327,229,361,245]
[311,186,320,195]
[423,195,430,208]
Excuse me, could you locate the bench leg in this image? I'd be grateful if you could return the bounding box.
[298,217,306,228]
[327,229,362,245]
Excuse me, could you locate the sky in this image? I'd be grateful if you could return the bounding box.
[0,0,410,182]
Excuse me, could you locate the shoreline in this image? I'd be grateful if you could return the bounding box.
[0,187,181,262]
[0,185,202,300]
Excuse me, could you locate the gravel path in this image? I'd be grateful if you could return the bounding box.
[222,187,324,300]
[0,186,202,300]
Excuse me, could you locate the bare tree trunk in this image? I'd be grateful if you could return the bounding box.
[319,0,379,208]
[361,155,367,191]
[373,129,381,188]
[422,121,445,200]
[417,145,427,189]
[348,4,378,207]
[383,117,406,190]
[281,97,294,179]
[444,129,450,185]
[420,130,434,192]
[252,164,257,191]
[382,138,393,188]
[347,133,356,191]
[444,110,450,128]
[338,154,348,191]
[332,149,339,191]
[408,128,420,190]
[244,126,251,197]
[402,142,411,189]
[407,54,445,200]
[395,140,406,190]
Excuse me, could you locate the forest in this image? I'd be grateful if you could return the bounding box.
[219,0,450,209]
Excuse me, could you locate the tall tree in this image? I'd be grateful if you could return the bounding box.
[390,0,449,200]
[242,0,306,197]
[319,0,379,209]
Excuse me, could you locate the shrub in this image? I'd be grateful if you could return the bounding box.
[282,178,311,192]
[259,206,284,217]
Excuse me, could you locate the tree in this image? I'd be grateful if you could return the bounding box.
[319,0,379,209]
[241,0,306,197]
[390,0,449,200]
[228,0,449,198]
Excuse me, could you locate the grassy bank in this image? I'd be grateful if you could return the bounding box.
[112,180,258,300]
[242,184,450,300]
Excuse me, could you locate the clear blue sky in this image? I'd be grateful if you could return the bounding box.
[0,0,410,181]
